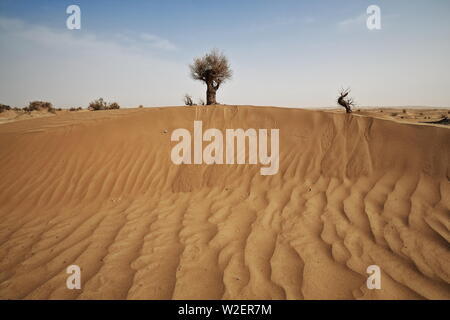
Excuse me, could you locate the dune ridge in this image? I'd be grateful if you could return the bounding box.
[0,106,449,300]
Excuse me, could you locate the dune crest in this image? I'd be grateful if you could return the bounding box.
[0,106,449,300]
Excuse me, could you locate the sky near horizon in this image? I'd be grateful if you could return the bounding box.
[0,0,449,108]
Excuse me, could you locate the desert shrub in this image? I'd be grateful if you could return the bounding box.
[402,109,407,114]
[139,105,143,108]
[184,94,194,106]
[88,98,120,111]
[27,101,53,111]
[391,112,398,117]
[28,101,53,111]
[107,102,120,110]
[88,98,107,111]
[0,104,11,113]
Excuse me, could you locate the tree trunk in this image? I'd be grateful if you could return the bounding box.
[206,82,217,105]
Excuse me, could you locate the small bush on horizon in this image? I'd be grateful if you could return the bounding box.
[108,102,120,110]
[88,98,108,111]
[88,98,120,111]
[24,101,54,113]
[0,104,11,113]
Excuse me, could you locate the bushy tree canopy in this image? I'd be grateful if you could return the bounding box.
[190,49,232,87]
[189,50,232,105]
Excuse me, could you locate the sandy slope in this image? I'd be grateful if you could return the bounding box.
[350,107,450,127]
[0,105,449,300]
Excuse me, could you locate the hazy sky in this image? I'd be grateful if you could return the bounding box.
[0,0,449,108]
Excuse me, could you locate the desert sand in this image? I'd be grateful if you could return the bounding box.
[0,105,449,300]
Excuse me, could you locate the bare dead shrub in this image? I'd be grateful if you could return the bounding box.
[184,94,194,106]
[337,88,355,113]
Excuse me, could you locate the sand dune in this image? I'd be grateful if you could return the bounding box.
[0,106,449,300]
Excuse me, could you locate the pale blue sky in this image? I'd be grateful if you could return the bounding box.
[0,0,449,108]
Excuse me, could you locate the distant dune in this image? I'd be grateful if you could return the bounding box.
[0,105,449,300]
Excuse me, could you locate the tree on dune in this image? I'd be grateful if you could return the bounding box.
[189,49,232,105]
